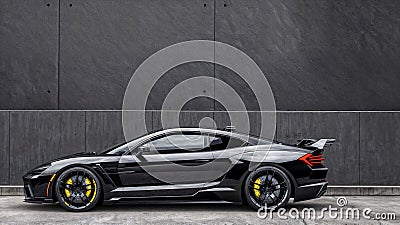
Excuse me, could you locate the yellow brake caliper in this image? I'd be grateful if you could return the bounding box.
[254,178,261,198]
[85,177,92,197]
[90,179,97,203]
[65,178,73,197]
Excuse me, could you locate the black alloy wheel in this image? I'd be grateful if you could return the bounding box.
[55,167,102,212]
[244,166,291,210]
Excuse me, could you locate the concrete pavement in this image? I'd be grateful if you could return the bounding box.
[0,196,398,224]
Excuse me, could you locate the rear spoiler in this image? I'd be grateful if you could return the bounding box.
[296,139,336,150]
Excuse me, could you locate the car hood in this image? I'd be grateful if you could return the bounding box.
[48,152,97,163]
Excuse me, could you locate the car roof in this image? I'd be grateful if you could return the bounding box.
[151,127,272,145]
[101,127,274,155]
[152,127,240,137]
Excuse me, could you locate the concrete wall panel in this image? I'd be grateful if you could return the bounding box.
[214,65,261,111]
[59,0,214,110]
[276,112,360,185]
[0,0,58,109]
[152,111,214,131]
[9,111,85,184]
[85,111,152,153]
[1,111,399,185]
[213,111,262,137]
[0,112,9,184]
[85,111,124,153]
[2,0,400,111]
[216,0,400,110]
[146,62,215,111]
[360,113,400,185]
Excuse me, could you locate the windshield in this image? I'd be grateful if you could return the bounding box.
[99,142,130,155]
[99,130,163,155]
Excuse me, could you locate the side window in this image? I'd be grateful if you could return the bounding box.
[142,134,208,154]
[208,135,246,151]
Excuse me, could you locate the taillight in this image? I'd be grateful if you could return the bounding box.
[298,153,324,167]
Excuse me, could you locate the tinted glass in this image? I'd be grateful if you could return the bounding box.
[208,135,246,151]
[143,134,208,154]
[101,143,130,155]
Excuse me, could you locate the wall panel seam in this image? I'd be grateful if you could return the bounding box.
[84,111,87,153]
[213,0,216,112]
[151,110,154,131]
[358,112,361,185]
[2,110,400,113]
[57,0,61,110]
[8,111,11,185]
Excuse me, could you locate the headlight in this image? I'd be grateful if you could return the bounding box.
[30,163,51,175]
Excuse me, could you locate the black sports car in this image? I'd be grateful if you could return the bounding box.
[23,127,334,212]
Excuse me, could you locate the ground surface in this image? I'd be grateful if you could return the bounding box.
[0,196,398,224]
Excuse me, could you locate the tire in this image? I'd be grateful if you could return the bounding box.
[55,167,102,212]
[244,166,291,210]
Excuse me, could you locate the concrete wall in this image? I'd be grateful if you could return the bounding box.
[1,1,399,185]
[1,0,400,110]
[0,110,399,185]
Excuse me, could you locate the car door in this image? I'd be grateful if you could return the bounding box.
[206,134,249,182]
[117,132,215,197]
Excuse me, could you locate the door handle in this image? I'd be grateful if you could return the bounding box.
[195,159,212,163]
[118,170,136,174]
[178,159,212,166]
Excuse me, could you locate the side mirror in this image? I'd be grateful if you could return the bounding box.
[136,145,150,156]
[210,138,223,146]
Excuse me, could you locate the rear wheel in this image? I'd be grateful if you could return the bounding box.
[244,166,291,210]
[55,167,102,212]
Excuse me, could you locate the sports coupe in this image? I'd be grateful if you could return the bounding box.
[23,127,334,212]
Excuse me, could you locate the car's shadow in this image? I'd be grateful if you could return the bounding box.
[19,203,250,212]
[18,200,331,213]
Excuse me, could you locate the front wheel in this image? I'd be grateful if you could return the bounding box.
[244,166,292,210]
[55,167,102,212]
